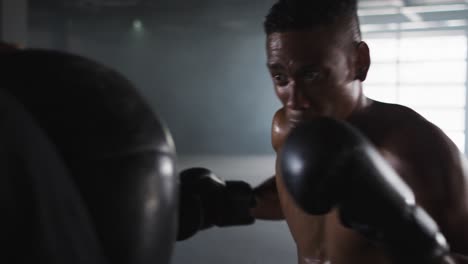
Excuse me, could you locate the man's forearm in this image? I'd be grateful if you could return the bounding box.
[250,176,284,220]
[451,253,468,264]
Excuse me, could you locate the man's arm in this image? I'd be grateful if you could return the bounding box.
[250,176,284,220]
[386,122,468,262]
[443,153,468,263]
[453,254,468,263]
[249,108,289,220]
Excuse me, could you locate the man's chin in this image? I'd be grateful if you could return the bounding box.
[287,118,311,128]
[287,115,334,127]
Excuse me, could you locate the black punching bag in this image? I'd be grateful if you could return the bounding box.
[0,49,178,264]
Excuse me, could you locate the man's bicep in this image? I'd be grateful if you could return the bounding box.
[452,252,468,263]
[413,144,468,255]
[384,127,468,254]
[444,208,468,256]
[441,153,468,255]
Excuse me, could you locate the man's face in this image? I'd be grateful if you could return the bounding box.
[266,29,364,125]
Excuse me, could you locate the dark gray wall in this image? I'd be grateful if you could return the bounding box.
[28,2,280,156]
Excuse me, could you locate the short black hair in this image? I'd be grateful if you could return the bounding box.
[264,0,361,41]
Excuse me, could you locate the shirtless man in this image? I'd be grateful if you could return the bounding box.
[251,0,468,263]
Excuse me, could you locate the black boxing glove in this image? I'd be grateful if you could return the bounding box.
[280,117,451,264]
[177,167,256,241]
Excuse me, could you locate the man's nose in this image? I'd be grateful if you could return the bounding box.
[286,83,311,110]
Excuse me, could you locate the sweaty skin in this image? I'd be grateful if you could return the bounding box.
[261,28,468,264]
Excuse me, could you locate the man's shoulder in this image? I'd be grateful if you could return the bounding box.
[374,102,453,147]
[351,101,433,146]
[365,100,423,123]
[369,104,468,254]
[356,101,461,173]
[361,101,442,137]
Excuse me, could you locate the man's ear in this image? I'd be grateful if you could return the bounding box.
[355,41,370,82]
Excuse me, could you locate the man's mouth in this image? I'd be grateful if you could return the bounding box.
[286,111,314,124]
[289,118,304,124]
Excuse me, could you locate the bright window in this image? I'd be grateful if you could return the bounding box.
[363,34,467,152]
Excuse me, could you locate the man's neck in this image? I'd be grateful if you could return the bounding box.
[347,81,371,120]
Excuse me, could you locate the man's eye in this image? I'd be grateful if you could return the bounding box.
[273,74,288,84]
[303,71,320,81]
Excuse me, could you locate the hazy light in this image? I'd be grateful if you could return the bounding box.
[133,19,143,32]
